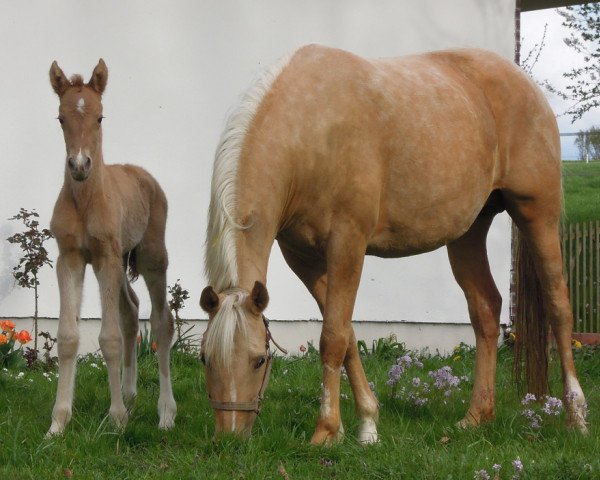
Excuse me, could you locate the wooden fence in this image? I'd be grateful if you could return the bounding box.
[561,221,600,333]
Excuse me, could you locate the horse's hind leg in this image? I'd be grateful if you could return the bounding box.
[137,249,177,430]
[447,213,502,427]
[508,199,588,432]
[280,245,379,444]
[120,277,139,405]
[47,251,85,436]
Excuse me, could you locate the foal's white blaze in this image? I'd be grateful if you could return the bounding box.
[76,97,85,113]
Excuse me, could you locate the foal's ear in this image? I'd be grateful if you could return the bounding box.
[200,286,220,315]
[247,281,269,315]
[49,61,69,96]
[88,58,108,94]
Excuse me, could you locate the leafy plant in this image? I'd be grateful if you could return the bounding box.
[6,208,53,352]
[137,324,156,359]
[358,335,406,360]
[167,278,191,350]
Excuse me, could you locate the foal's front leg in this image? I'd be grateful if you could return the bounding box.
[47,251,85,436]
[93,253,128,428]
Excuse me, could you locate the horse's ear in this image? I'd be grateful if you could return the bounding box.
[200,286,220,315]
[88,58,108,94]
[247,281,269,315]
[49,61,68,96]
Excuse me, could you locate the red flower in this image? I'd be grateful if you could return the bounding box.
[15,330,32,344]
[0,320,16,332]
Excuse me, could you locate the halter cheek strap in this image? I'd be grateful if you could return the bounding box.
[208,316,287,415]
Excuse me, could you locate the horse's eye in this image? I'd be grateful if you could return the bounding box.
[254,356,266,369]
[57,117,64,125]
[98,116,103,124]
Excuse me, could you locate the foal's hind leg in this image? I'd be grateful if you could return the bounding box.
[280,245,379,444]
[509,204,588,432]
[93,254,129,428]
[120,278,139,405]
[447,213,502,427]
[138,253,177,429]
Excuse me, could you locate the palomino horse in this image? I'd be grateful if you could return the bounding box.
[47,60,176,435]
[200,45,588,444]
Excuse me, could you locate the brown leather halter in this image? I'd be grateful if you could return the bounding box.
[208,316,288,415]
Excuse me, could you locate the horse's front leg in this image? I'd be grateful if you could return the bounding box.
[311,228,367,445]
[93,251,128,428]
[47,250,85,437]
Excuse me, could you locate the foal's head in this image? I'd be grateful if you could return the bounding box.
[200,282,271,437]
[49,60,108,182]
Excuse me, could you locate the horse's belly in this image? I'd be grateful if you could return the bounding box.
[367,200,483,258]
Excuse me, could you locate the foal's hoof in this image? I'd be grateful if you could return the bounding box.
[109,406,129,429]
[45,425,65,439]
[158,397,177,430]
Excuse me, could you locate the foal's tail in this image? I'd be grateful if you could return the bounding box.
[124,248,139,283]
[511,228,549,398]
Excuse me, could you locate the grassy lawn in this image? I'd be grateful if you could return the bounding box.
[1,343,599,479]
[562,161,600,224]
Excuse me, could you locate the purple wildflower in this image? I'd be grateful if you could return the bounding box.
[512,457,524,476]
[542,396,563,416]
[522,408,542,429]
[474,469,490,480]
[492,464,502,473]
[428,365,461,391]
[521,393,536,405]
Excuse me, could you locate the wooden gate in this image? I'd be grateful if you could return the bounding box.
[561,221,600,333]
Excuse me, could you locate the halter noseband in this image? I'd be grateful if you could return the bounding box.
[208,315,287,415]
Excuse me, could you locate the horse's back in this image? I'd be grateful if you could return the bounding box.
[242,45,559,256]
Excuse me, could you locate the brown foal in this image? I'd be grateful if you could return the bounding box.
[46,59,176,436]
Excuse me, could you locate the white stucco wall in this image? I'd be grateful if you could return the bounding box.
[0,1,515,331]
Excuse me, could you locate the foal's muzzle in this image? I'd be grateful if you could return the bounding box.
[67,153,92,181]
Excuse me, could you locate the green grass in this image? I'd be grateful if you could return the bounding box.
[562,161,600,224]
[1,345,599,479]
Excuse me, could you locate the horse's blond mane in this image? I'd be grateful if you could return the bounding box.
[202,289,249,369]
[204,52,294,292]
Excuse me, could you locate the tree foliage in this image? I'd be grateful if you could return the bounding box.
[547,4,600,122]
[574,125,600,161]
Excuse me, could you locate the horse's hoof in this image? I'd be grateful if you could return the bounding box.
[310,424,344,445]
[358,418,379,445]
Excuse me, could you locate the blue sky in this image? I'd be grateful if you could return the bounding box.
[522,7,600,160]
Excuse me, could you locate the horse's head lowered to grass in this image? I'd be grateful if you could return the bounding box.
[49,59,107,182]
[200,282,273,437]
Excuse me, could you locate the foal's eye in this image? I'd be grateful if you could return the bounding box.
[254,356,267,369]
[97,116,104,124]
[57,117,64,125]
